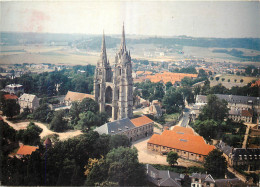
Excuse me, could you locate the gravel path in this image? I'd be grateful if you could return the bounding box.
[2,116,82,141]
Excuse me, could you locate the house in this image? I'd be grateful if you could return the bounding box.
[16,145,38,158]
[3,94,18,100]
[147,126,215,162]
[190,173,215,187]
[149,100,163,117]
[18,93,39,112]
[228,109,253,123]
[64,91,94,106]
[146,164,187,186]
[217,141,260,171]
[195,94,260,123]
[94,115,154,142]
[3,84,24,95]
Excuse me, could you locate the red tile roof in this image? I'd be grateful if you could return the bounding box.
[172,126,195,135]
[64,91,94,102]
[3,94,18,100]
[241,110,253,117]
[16,145,38,156]
[131,116,154,127]
[251,79,260,87]
[148,129,215,156]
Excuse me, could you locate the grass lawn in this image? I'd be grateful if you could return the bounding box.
[210,74,258,89]
[164,113,180,122]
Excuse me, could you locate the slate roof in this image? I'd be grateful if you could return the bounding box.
[19,93,37,102]
[146,164,182,187]
[217,141,233,156]
[94,118,136,135]
[196,94,260,105]
[232,148,260,161]
[215,178,246,187]
[95,116,154,135]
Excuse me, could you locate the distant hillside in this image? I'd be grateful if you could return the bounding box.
[1,32,260,51]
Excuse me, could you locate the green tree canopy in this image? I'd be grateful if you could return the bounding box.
[109,134,131,149]
[49,110,68,132]
[199,94,229,122]
[76,111,97,131]
[2,99,20,119]
[33,103,53,123]
[204,149,227,178]
[106,147,146,186]
[167,151,179,166]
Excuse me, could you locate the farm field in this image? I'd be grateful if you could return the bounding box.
[0,45,99,65]
[210,75,258,89]
[1,45,260,66]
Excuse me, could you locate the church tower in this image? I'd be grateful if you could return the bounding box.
[94,25,133,121]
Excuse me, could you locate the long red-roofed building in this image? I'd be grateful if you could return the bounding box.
[147,126,215,162]
[16,145,38,158]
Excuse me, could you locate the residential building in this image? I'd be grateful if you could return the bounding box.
[147,126,215,162]
[195,94,260,123]
[146,164,187,187]
[94,115,154,142]
[3,84,24,95]
[94,25,133,120]
[64,91,94,106]
[190,173,215,187]
[18,93,39,112]
[217,141,260,171]
[149,100,163,117]
[3,94,18,100]
[16,145,38,158]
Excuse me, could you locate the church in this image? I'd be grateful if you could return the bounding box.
[94,25,133,121]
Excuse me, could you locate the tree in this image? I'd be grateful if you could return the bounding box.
[109,134,131,149]
[106,147,146,186]
[198,69,207,77]
[221,78,225,81]
[210,77,214,81]
[204,149,227,178]
[49,110,68,132]
[17,122,42,145]
[33,103,52,122]
[234,79,237,83]
[162,88,184,114]
[2,99,20,118]
[165,81,173,90]
[76,111,97,130]
[199,94,229,122]
[240,79,244,83]
[215,77,220,81]
[227,79,230,82]
[167,151,179,166]
[193,120,218,141]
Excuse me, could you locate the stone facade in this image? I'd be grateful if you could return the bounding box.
[94,25,133,120]
[18,93,39,112]
[94,116,154,142]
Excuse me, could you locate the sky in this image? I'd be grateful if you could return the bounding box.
[1,0,260,38]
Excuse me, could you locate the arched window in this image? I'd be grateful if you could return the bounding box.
[105,86,112,104]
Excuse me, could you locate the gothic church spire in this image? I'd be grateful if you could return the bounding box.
[100,30,108,66]
[120,23,126,52]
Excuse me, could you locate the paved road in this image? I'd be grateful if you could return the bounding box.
[180,108,191,127]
